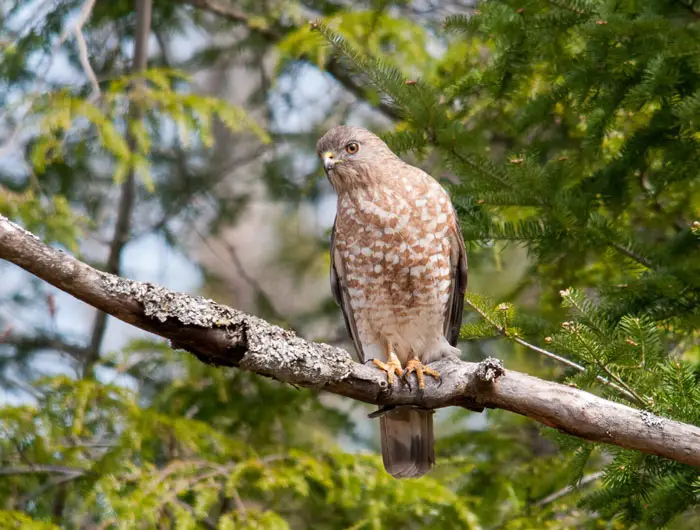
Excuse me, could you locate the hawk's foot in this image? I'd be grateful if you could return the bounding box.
[372,351,403,386]
[402,357,440,390]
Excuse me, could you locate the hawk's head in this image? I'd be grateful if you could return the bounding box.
[316,126,399,192]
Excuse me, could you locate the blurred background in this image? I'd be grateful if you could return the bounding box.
[1,0,699,528]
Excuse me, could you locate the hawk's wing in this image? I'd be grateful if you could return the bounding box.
[444,215,468,346]
[330,218,366,362]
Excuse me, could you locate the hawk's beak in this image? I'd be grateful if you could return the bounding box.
[322,151,337,173]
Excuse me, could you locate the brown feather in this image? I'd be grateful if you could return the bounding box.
[330,218,365,362]
[445,217,468,347]
[320,125,469,480]
[380,408,435,478]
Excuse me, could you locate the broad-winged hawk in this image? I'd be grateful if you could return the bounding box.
[317,126,468,478]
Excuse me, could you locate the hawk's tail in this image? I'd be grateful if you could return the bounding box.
[380,407,434,478]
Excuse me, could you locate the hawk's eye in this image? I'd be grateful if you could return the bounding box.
[345,142,359,154]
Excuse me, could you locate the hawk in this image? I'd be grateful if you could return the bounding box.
[317,126,468,478]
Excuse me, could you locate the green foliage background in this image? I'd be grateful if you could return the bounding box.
[1,0,699,528]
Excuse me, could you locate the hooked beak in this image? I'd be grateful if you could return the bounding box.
[322,151,337,174]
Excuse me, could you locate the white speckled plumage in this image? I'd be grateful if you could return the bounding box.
[334,176,457,366]
[319,125,468,479]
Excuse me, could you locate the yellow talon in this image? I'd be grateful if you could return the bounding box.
[403,357,440,390]
[372,351,403,385]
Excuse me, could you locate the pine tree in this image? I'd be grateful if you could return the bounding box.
[308,0,700,526]
[3,0,700,528]
[0,1,491,528]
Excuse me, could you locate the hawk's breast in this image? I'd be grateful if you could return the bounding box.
[334,176,455,350]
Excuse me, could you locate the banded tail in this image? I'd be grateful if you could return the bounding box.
[379,408,435,478]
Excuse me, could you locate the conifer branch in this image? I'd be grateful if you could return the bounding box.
[596,360,647,406]
[534,471,603,507]
[608,241,654,269]
[0,465,89,477]
[180,0,279,39]
[570,324,648,406]
[449,148,513,190]
[546,0,588,16]
[311,22,413,118]
[463,299,641,404]
[178,0,404,121]
[2,214,700,468]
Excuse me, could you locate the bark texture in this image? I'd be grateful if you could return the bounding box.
[1,214,699,467]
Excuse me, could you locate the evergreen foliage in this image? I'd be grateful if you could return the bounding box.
[1,0,700,528]
[309,1,700,526]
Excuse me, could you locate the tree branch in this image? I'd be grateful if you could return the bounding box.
[677,0,700,18]
[534,471,603,508]
[181,0,279,39]
[72,0,100,100]
[1,333,89,360]
[0,465,88,477]
[1,214,699,468]
[178,0,404,121]
[465,298,644,405]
